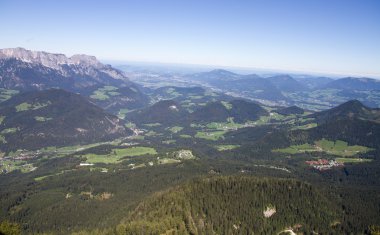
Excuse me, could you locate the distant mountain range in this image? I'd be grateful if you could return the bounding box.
[182,69,380,109]
[321,77,380,90]
[187,69,288,102]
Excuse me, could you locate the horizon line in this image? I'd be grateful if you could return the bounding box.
[102,58,380,79]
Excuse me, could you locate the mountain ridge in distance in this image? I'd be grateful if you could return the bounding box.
[0,47,102,69]
[0,47,127,89]
[321,77,380,90]
[0,47,149,112]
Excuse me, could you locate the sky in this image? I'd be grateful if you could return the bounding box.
[0,0,379,77]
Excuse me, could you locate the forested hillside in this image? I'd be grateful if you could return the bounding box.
[118,176,338,235]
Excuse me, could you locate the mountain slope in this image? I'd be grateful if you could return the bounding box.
[267,75,308,92]
[321,77,380,90]
[0,48,126,90]
[0,89,130,151]
[293,76,334,89]
[127,99,268,126]
[311,100,380,123]
[189,101,231,123]
[127,100,188,125]
[229,100,268,122]
[229,75,287,101]
[120,176,338,234]
[189,69,241,82]
[305,118,380,150]
[189,100,268,123]
[186,70,287,102]
[275,105,305,115]
[0,48,149,112]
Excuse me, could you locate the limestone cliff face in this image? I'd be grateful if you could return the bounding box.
[0,47,127,89]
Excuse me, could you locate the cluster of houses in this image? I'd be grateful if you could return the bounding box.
[305,158,343,171]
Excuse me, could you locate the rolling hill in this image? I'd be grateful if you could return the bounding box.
[275,105,305,115]
[311,100,380,123]
[127,100,188,125]
[127,99,268,126]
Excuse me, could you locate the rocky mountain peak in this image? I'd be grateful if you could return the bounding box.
[69,54,103,68]
[0,47,103,70]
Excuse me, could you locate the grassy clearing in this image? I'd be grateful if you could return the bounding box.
[0,89,19,102]
[221,101,232,110]
[273,143,314,154]
[90,86,119,100]
[145,131,159,137]
[195,131,226,141]
[144,123,161,127]
[16,102,32,112]
[34,116,53,122]
[292,123,317,130]
[166,88,181,98]
[162,140,176,144]
[124,122,136,129]
[168,126,183,133]
[1,128,19,134]
[273,139,373,156]
[38,141,122,157]
[179,134,192,138]
[15,102,50,112]
[0,135,6,144]
[206,121,243,130]
[118,108,130,119]
[188,95,204,100]
[255,116,271,125]
[215,145,240,151]
[0,160,36,174]
[129,135,144,140]
[34,169,75,181]
[83,147,157,164]
[335,158,373,163]
[90,91,109,100]
[108,91,120,96]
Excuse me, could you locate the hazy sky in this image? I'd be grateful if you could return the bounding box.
[0,0,379,77]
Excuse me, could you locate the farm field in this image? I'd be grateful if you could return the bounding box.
[82,147,157,164]
[195,131,226,141]
[335,158,373,163]
[273,139,372,156]
[90,86,119,100]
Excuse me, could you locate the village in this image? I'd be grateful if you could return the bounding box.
[305,158,344,171]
